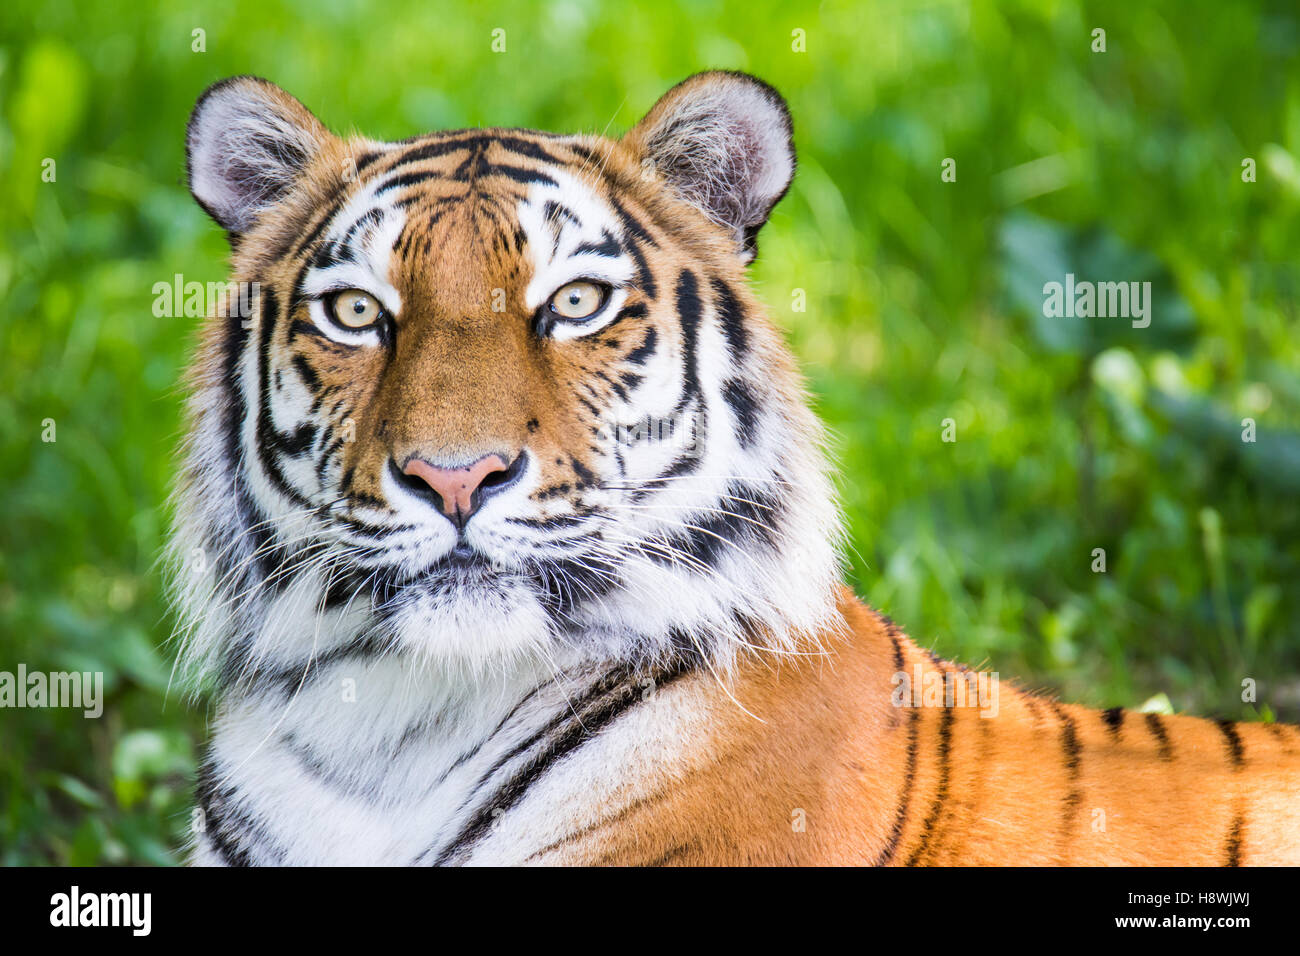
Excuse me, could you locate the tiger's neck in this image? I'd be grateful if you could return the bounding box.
[193,641,682,864]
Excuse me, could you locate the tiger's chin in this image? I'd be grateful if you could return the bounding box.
[379,556,559,675]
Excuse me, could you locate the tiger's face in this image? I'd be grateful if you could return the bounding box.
[177,72,841,680]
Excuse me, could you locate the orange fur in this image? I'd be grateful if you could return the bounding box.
[535,590,1300,866]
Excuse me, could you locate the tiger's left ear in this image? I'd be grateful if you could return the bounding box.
[624,71,795,264]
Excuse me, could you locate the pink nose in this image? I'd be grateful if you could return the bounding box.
[402,454,510,524]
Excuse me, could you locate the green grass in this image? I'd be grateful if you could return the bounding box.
[2,0,1298,864]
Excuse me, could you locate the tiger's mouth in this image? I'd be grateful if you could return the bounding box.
[432,543,502,583]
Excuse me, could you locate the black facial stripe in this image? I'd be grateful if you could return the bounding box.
[488,134,565,165]
[372,137,477,175]
[288,317,330,344]
[625,238,657,300]
[342,208,383,247]
[673,269,702,415]
[448,142,557,188]
[350,150,386,175]
[368,132,566,182]
[315,432,348,485]
[542,200,582,232]
[566,142,602,167]
[504,513,588,531]
[254,288,313,506]
[375,169,446,196]
[710,277,748,362]
[722,378,760,449]
[608,195,659,299]
[475,162,557,187]
[609,194,659,249]
[273,422,317,458]
[332,511,410,539]
[646,481,782,572]
[288,210,336,261]
[210,293,282,601]
[572,229,622,258]
[624,327,658,366]
[310,238,359,270]
[596,301,647,336]
[291,353,322,391]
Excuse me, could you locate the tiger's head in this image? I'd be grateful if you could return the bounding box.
[173,71,842,685]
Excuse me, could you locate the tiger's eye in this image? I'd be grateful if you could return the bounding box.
[332,290,383,329]
[549,281,606,320]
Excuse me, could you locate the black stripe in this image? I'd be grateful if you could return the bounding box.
[481,162,556,187]
[291,352,321,391]
[1225,812,1245,866]
[207,286,276,600]
[444,145,557,189]
[906,700,953,866]
[1101,705,1125,740]
[1052,702,1083,858]
[646,481,781,572]
[602,301,647,334]
[674,269,702,413]
[625,327,658,367]
[573,229,622,258]
[1145,712,1174,760]
[542,199,581,231]
[442,668,630,826]
[874,655,919,865]
[369,132,564,182]
[288,317,329,343]
[275,422,317,457]
[710,277,749,362]
[195,757,254,866]
[609,195,659,299]
[373,137,474,174]
[427,662,692,865]
[375,169,447,195]
[722,378,760,448]
[1216,718,1245,769]
[489,134,565,165]
[253,288,312,506]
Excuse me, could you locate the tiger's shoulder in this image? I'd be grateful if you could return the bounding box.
[529,589,1300,866]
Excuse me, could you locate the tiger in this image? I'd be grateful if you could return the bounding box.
[172,70,1300,866]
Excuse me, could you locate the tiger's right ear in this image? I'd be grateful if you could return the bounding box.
[186,76,333,238]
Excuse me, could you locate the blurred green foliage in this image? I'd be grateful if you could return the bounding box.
[2,0,1298,864]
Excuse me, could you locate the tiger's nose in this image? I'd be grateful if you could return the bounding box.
[398,452,525,528]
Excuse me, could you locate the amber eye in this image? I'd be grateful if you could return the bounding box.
[330,290,384,329]
[549,281,607,321]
